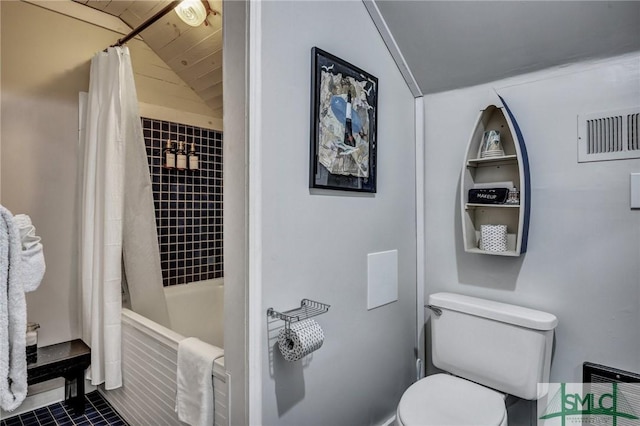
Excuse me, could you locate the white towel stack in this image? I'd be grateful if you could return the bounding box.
[0,208,46,412]
[0,206,28,411]
[176,337,224,426]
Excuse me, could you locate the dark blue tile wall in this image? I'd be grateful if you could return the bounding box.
[142,118,223,287]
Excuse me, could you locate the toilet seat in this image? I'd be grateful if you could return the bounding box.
[397,374,507,426]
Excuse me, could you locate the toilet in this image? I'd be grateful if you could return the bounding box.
[397,292,558,426]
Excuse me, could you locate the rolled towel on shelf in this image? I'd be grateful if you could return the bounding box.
[12,214,45,293]
[12,214,32,234]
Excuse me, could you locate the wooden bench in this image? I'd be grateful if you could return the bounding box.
[26,339,91,415]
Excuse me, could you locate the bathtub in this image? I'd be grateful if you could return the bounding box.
[101,278,227,426]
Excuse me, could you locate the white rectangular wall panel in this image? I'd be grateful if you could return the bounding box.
[367,250,399,310]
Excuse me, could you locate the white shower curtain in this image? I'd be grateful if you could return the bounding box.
[80,47,126,390]
[80,47,169,390]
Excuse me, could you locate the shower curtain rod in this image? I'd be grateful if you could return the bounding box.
[110,0,182,48]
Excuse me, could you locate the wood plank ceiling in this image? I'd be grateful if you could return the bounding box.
[74,0,223,118]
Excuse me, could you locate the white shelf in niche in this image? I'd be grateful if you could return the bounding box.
[466,155,518,167]
[465,248,520,257]
[465,203,520,209]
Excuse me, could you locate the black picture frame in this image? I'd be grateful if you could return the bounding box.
[309,47,378,193]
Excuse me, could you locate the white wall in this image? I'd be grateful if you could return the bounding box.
[257,1,417,424]
[423,53,640,383]
[222,1,248,424]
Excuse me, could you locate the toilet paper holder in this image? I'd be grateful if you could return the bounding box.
[267,299,330,330]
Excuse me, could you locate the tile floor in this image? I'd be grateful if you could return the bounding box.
[0,391,128,426]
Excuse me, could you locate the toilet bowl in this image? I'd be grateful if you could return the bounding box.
[396,374,507,426]
[396,292,557,426]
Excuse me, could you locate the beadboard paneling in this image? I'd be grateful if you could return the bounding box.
[102,312,228,426]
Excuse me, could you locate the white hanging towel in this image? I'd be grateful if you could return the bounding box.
[176,337,224,426]
[0,205,28,411]
[12,214,45,292]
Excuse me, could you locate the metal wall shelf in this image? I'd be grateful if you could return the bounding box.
[267,299,330,329]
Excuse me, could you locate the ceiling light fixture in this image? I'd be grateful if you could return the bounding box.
[175,0,209,27]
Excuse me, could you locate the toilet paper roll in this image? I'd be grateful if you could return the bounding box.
[277,319,324,362]
[480,224,507,252]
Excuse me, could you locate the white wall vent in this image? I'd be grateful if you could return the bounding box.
[578,107,640,163]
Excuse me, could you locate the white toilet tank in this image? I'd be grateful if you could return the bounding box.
[428,292,558,400]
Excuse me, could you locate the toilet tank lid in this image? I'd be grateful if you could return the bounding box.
[429,292,558,331]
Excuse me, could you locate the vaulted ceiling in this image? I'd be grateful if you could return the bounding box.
[374,0,640,95]
[70,0,640,108]
[73,0,223,117]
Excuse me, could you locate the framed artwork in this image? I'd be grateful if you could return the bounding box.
[309,47,378,193]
